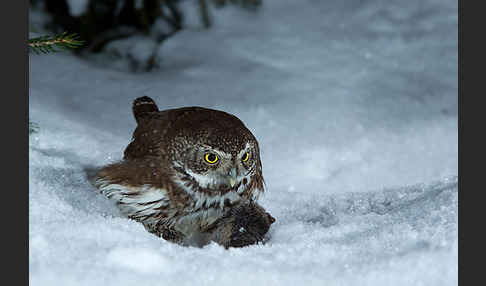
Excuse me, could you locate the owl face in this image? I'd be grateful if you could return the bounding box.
[180,141,259,190]
[161,109,263,196]
[122,103,264,200]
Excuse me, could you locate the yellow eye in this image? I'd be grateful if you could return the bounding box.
[204,153,219,164]
[242,152,250,162]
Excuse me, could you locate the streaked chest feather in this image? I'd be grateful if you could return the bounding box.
[95,176,260,236]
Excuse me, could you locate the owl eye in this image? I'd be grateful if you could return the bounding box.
[241,152,250,162]
[204,153,219,164]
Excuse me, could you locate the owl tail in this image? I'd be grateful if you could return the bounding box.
[133,96,159,124]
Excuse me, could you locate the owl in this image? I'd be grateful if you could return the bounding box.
[94,96,274,247]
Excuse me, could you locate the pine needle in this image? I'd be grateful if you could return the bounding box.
[28,32,83,54]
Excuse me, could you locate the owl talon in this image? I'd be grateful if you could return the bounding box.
[155,227,185,244]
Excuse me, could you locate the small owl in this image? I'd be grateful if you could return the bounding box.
[94,96,274,247]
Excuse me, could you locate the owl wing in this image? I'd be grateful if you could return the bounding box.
[93,161,173,229]
[95,179,171,227]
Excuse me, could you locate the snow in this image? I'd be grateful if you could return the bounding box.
[29,0,457,285]
[66,0,89,17]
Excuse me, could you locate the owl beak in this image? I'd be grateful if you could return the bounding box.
[228,168,237,188]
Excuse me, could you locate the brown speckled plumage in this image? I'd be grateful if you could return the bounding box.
[94,96,273,247]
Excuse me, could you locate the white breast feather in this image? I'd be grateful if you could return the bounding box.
[173,175,242,209]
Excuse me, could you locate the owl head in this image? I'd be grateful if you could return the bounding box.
[125,97,265,200]
[168,107,264,197]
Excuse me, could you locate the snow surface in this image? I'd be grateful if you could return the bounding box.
[66,0,89,17]
[29,0,458,285]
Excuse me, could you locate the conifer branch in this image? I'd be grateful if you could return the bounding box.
[28,32,83,54]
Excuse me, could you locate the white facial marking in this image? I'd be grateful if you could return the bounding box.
[238,142,252,158]
[185,169,215,188]
[173,173,242,210]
